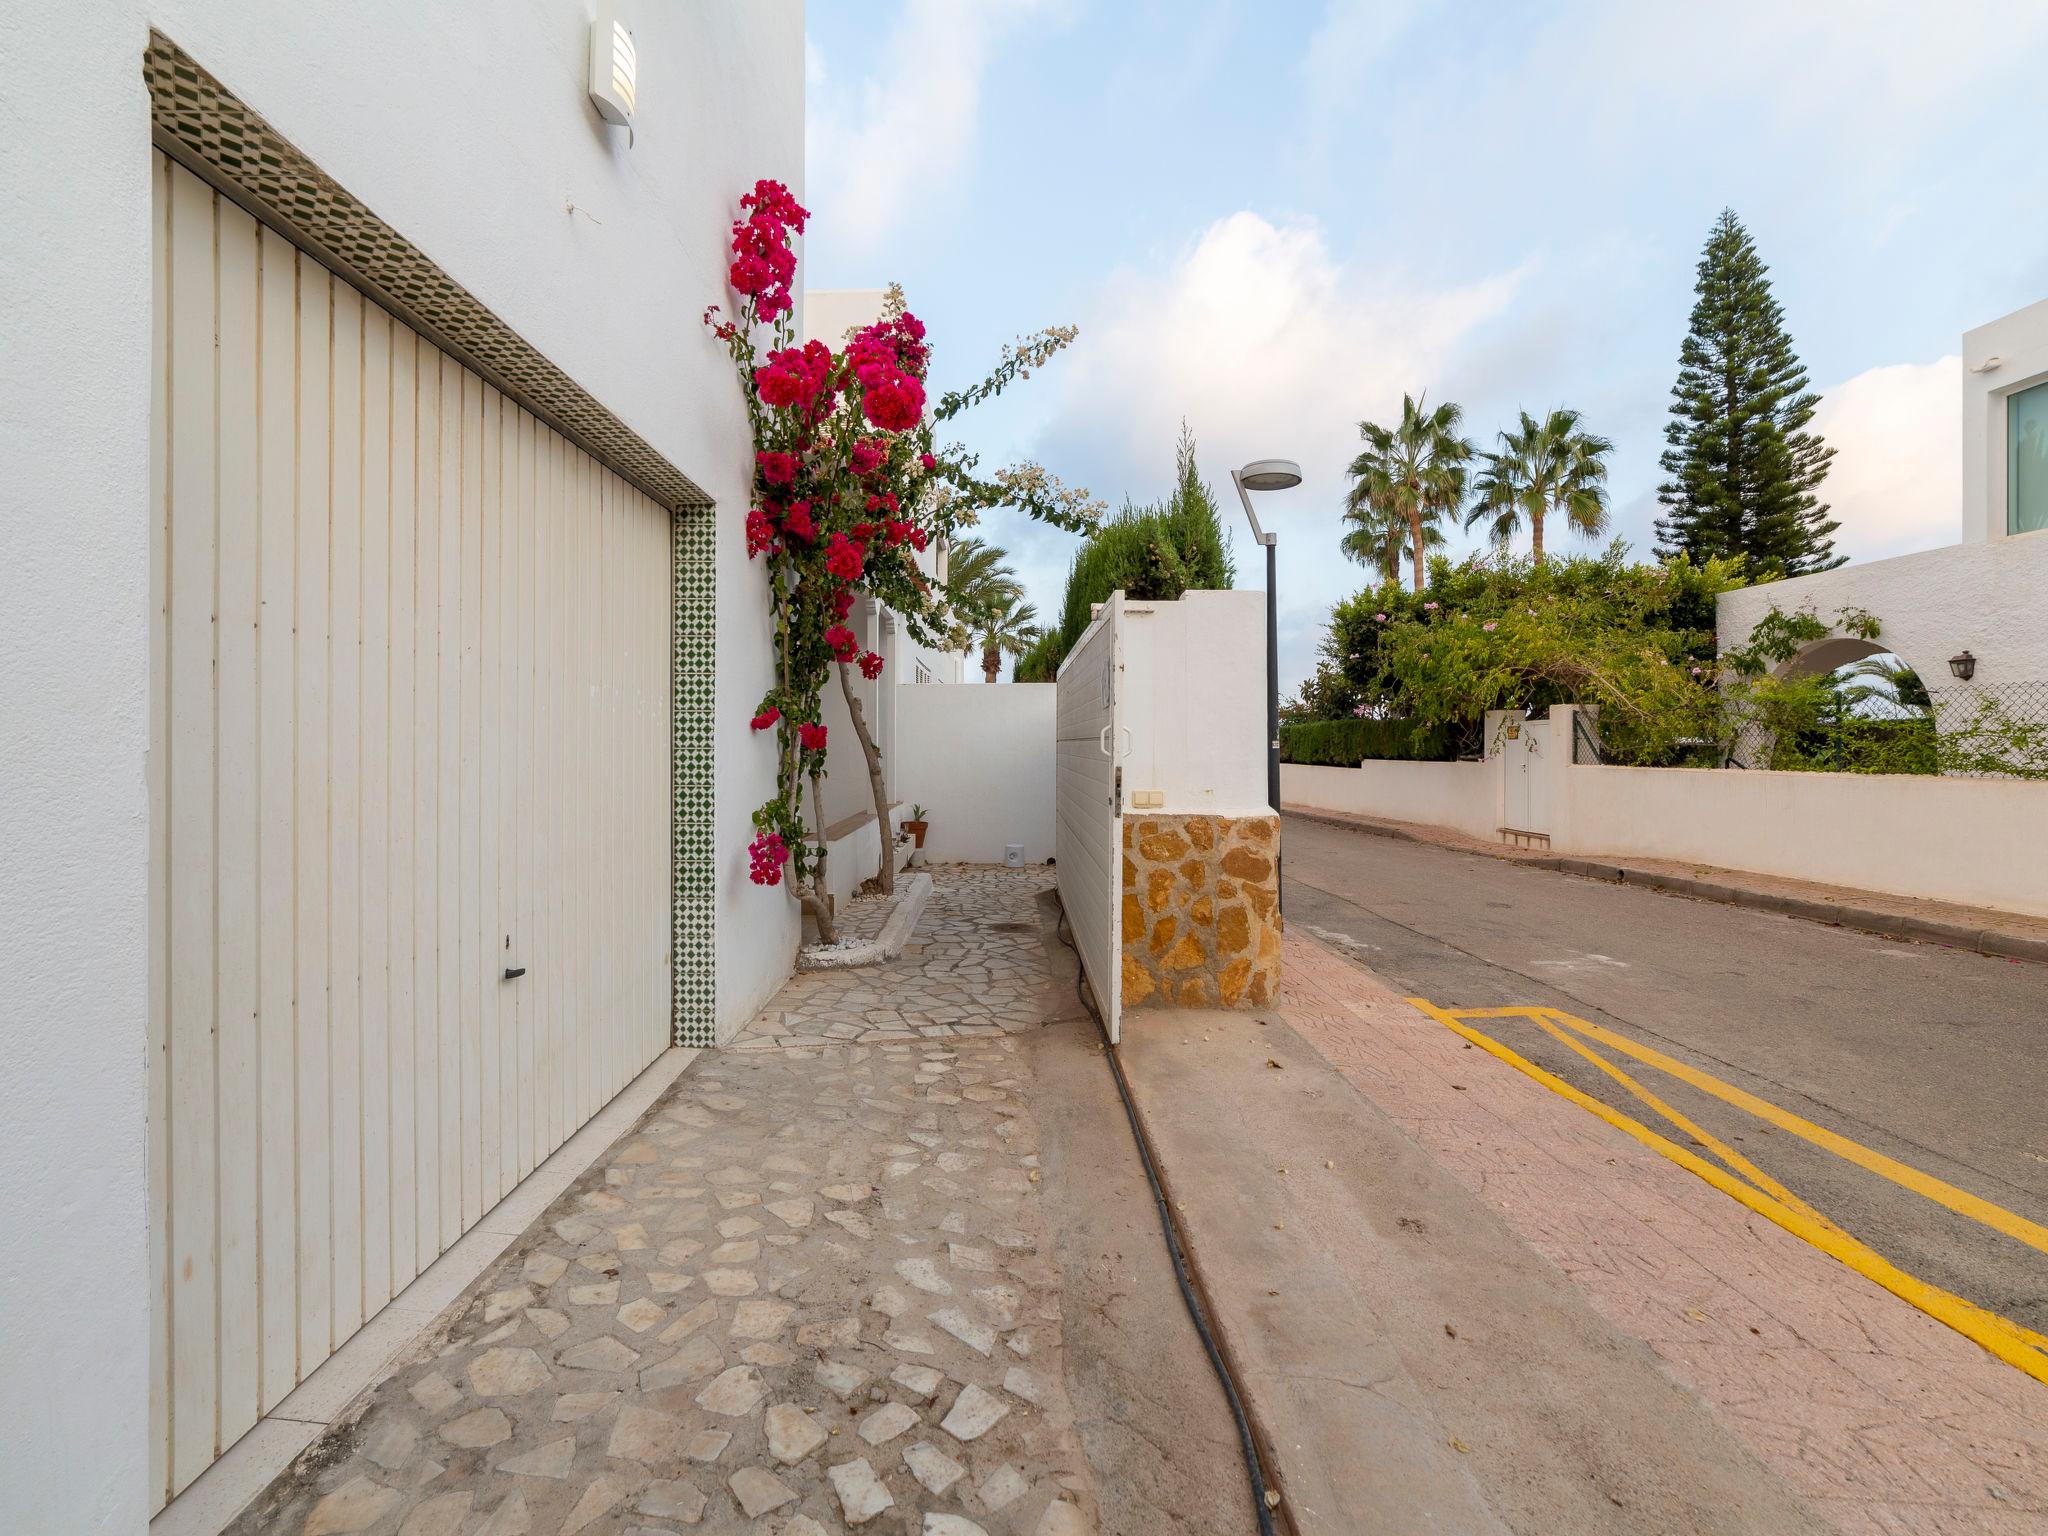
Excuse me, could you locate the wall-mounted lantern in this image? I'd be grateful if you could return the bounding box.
[588,4,638,140]
[1948,649,1977,681]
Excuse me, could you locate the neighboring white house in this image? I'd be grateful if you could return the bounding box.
[1,8,801,1530]
[1719,297,2048,687]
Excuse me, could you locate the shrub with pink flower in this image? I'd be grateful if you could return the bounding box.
[703,177,1092,940]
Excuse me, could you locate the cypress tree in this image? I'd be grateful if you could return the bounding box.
[1655,210,1842,575]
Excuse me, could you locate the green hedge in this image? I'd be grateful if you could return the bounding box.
[1279,717,1455,766]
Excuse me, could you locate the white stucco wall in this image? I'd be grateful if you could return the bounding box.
[1282,761,1502,841]
[0,6,800,1529]
[1716,534,2048,690]
[1550,763,2048,918]
[1122,590,1272,817]
[1282,720,2048,918]
[1962,296,2048,543]
[893,684,1059,863]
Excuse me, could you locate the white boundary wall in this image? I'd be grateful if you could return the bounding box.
[892,684,1057,864]
[1283,706,2048,918]
[1283,761,1499,842]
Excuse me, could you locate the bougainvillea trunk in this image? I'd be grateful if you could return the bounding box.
[835,660,893,894]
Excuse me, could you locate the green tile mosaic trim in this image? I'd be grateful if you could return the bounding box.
[143,31,712,514]
[144,28,721,1047]
[671,509,718,1046]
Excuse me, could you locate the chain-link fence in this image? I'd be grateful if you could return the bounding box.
[1725,681,2048,780]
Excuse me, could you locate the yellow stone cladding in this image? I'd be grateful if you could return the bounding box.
[1119,813,1281,1009]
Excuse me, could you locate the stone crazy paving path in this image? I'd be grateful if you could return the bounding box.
[230,869,1095,1535]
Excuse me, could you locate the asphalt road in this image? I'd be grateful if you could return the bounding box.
[1281,813,2048,1336]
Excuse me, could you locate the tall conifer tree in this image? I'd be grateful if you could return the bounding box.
[1656,210,1842,574]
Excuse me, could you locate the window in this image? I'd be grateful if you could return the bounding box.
[914,659,933,684]
[2010,379,2048,535]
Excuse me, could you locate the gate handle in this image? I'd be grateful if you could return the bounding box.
[1099,725,1112,756]
[503,966,527,981]
[1098,726,1133,758]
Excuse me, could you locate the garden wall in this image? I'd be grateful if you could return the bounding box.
[1282,760,1500,842]
[1552,764,2048,918]
[1283,717,2048,918]
[891,682,1058,864]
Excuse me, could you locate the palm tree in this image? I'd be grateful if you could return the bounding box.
[1466,407,1613,562]
[1345,393,1474,592]
[975,591,1040,683]
[1341,485,1444,584]
[945,536,1032,679]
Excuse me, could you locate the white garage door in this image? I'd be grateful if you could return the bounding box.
[148,152,674,1503]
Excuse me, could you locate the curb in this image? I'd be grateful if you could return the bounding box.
[795,871,933,971]
[1282,807,2048,966]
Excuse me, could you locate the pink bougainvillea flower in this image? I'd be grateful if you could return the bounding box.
[907,527,928,552]
[824,533,864,582]
[746,830,790,886]
[798,721,828,751]
[750,705,781,731]
[831,586,856,620]
[919,452,937,471]
[861,372,925,432]
[824,624,859,662]
[744,508,776,558]
[754,340,834,411]
[858,650,885,681]
[756,449,798,487]
[781,500,815,543]
[849,438,886,476]
[883,519,914,547]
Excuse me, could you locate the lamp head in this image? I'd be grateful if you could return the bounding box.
[1237,459,1303,492]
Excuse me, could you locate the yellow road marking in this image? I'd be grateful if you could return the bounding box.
[1406,996,2048,1386]
[1524,1013,1841,1234]
[1509,1005,2048,1258]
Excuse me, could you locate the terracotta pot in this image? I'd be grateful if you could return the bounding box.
[903,819,929,848]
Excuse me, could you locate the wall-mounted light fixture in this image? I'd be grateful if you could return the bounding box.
[1948,649,1977,681]
[1969,356,2004,375]
[588,4,638,140]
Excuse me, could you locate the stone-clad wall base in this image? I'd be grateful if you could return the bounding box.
[1120,814,1281,1009]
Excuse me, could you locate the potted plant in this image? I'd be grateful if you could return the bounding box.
[901,804,930,848]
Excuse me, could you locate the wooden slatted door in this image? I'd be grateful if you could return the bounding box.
[148,151,674,1505]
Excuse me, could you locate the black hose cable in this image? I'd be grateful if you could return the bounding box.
[1053,898,1281,1536]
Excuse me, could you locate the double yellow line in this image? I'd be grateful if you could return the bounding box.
[1407,998,2048,1387]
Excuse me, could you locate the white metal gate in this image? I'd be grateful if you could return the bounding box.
[1502,714,1549,835]
[1055,593,1126,1042]
[148,152,674,1504]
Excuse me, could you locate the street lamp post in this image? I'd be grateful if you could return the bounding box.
[1231,458,1302,912]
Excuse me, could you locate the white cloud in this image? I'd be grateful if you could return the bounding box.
[1013,211,1526,690]
[1812,356,1961,562]
[806,0,1055,254]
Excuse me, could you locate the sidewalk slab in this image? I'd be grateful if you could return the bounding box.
[1282,803,2048,963]
[1116,1008,1826,1535]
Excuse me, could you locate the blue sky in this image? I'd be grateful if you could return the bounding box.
[804,0,2048,690]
